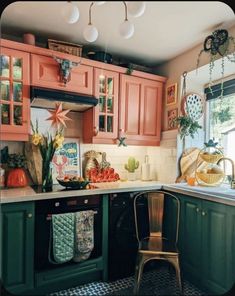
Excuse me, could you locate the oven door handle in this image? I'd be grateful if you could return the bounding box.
[46,210,98,221]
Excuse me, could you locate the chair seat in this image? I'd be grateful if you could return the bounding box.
[139,236,179,255]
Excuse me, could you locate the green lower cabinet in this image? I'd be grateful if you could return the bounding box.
[179,196,202,285]
[1,202,35,295]
[177,193,235,295]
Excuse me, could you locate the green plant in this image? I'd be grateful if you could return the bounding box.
[175,115,202,140]
[7,153,27,168]
[126,64,134,75]
[196,29,235,96]
[124,157,139,173]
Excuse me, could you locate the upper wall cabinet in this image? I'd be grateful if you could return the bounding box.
[119,74,163,146]
[0,47,30,141]
[31,54,93,95]
[83,68,119,144]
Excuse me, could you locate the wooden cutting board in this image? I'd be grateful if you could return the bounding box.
[176,147,206,183]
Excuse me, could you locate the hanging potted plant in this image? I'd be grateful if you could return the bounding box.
[196,28,235,96]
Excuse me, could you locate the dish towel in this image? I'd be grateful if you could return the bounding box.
[73,210,95,262]
[49,212,75,264]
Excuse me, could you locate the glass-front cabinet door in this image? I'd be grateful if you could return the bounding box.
[0,47,30,141]
[94,68,119,140]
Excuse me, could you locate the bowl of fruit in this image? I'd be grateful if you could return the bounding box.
[57,176,90,189]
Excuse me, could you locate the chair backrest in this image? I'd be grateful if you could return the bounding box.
[133,190,180,244]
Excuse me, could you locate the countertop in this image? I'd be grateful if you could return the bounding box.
[0,181,234,206]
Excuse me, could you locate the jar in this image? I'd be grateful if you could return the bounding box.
[0,166,5,188]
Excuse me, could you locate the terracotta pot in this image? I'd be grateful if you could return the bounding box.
[23,33,35,45]
[7,168,28,187]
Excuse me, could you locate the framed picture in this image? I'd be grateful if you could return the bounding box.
[166,83,177,105]
[167,108,178,130]
[52,137,81,184]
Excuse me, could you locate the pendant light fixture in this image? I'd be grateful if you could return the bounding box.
[119,2,134,39]
[127,2,146,17]
[83,2,99,43]
[83,1,146,43]
[62,1,80,24]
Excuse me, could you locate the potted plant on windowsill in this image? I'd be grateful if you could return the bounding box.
[6,153,28,187]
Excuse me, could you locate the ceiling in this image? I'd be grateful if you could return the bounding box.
[1,1,235,66]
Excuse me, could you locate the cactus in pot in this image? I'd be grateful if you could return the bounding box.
[124,157,139,180]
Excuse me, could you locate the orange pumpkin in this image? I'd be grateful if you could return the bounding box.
[7,168,28,187]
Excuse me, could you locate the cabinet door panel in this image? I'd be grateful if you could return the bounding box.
[1,202,34,294]
[202,201,230,293]
[119,74,163,145]
[141,80,162,140]
[180,196,202,280]
[120,75,141,138]
[31,54,93,95]
[230,209,235,290]
[93,68,119,139]
[0,47,30,141]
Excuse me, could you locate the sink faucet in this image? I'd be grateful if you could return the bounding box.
[217,157,235,189]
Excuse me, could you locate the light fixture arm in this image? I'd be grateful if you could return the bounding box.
[123,1,128,21]
[88,2,95,25]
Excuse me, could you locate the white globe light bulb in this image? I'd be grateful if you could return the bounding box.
[127,2,146,17]
[95,1,106,5]
[119,20,134,39]
[62,2,80,24]
[83,24,98,42]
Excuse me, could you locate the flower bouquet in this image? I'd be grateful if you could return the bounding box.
[31,119,64,190]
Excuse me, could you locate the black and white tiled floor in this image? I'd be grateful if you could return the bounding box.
[50,266,205,296]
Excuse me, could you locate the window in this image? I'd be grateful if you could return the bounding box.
[205,79,235,182]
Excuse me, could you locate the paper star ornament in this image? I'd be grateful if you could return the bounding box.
[46,103,72,128]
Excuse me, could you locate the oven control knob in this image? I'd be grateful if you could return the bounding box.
[84,199,88,204]
[55,202,60,207]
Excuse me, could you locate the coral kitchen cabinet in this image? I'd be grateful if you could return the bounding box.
[119,74,163,146]
[83,68,119,144]
[0,47,30,141]
[31,54,93,95]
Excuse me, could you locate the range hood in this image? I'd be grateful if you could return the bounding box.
[30,87,98,112]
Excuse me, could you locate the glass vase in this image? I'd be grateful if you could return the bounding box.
[42,160,53,191]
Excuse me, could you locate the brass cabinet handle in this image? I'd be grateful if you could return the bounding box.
[28,213,33,218]
[202,211,206,216]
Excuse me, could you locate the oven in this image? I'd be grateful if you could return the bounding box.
[35,195,102,271]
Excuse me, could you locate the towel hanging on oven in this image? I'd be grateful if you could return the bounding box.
[73,210,95,262]
[49,212,75,264]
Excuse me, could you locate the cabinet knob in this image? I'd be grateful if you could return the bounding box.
[94,126,99,136]
[202,211,206,216]
[196,207,200,213]
[28,213,33,218]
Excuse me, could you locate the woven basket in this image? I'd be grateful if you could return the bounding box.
[200,153,223,163]
[196,172,224,184]
[48,39,82,57]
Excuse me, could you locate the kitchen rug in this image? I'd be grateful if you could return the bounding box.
[50,265,206,296]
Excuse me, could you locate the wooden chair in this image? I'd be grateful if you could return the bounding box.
[133,190,182,295]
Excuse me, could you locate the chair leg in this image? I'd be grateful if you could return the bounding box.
[168,257,183,294]
[133,253,146,295]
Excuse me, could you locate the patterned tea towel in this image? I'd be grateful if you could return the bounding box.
[73,210,95,262]
[50,212,75,264]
